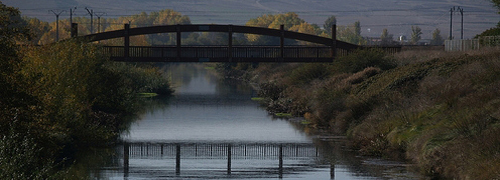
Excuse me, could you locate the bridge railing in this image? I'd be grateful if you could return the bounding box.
[101,46,339,62]
[124,142,318,159]
[101,45,400,62]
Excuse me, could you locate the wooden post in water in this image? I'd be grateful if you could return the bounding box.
[227,144,232,175]
[124,24,130,60]
[176,144,181,175]
[161,144,164,156]
[279,144,283,178]
[123,143,129,178]
[330,162,335,179]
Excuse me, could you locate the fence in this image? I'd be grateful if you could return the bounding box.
[445,36,500,51]
[444,39,479,51]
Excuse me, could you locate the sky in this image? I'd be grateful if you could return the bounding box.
[4,0,499,39]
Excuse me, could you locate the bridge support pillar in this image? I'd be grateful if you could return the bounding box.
[332,24,337,60]
[228,25,233,62]
[280,25,285,61]
[71,23,78,38]
[124,24,130,60]
[176,25,181,61]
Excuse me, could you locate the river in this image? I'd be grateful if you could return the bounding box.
[85,64,422,179]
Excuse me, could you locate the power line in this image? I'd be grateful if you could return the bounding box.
[85,7,94,34]
[49,9,65,42]
[94,12,107,33]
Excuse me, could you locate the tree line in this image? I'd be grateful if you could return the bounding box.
[23,10,447,46]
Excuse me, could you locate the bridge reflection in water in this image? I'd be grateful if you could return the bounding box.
[121,142,336,179]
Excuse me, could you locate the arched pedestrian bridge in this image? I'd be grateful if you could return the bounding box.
[72,24,399,63]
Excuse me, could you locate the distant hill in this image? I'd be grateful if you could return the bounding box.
[4,0,498,39]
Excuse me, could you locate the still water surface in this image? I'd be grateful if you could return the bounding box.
[94,64,421,179]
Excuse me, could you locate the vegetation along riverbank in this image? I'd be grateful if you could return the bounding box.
[0,4,173,179]
[217,47,500,179]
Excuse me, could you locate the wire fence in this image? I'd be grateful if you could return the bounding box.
[445,36,500,51]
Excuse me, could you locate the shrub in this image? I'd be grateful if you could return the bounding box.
[0,122,59,179]
[335,48,396,73]
[287,63,332,85]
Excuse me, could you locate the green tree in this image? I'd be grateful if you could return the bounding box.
[354,21,361,36]
[492,0,500,13]
[289,22,322,45]
[380,28,393,45]
[336,21,366,45]
[245,12,306,45]
[324,15,337,36]
[149,9,191,45]
[430,28,444,45]
[491,0,500,26]
[23,17,50,45]
[0,3,58,179]
[410,26,422,44]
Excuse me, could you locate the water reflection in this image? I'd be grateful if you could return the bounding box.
[90,139,419,179]
[122,142,323,179]
[83,63,421,179]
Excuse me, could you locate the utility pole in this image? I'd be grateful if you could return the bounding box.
[85,7,94,34]
[69,7,77,25]
[449,6,455,40]
[50,10,65,42]
[449,6,465,40]
[457,7,464,39]
[95,12,106,33]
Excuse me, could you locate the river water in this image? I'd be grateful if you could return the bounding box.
[89,64,422,179]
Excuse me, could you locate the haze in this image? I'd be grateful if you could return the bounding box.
[4,0,499,39]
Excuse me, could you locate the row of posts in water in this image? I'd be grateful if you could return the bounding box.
[122,142,335,178]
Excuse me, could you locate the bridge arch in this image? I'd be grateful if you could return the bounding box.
[71,24,370,62]
[78,24,357,49]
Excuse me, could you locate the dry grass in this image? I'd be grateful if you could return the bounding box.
[350,48,500,179]
[251,47,500,179]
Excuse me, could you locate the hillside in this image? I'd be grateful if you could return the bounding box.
[5,0,498,39]
[234,47,500,179]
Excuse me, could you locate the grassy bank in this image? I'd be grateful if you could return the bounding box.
[219,47,500,179]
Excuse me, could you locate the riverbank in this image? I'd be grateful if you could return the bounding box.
[216,47,500,179]
[0,38,173,178]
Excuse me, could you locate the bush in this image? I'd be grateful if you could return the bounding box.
[287,63,332,85]
[0,122,58,179]
[335,48,396,73]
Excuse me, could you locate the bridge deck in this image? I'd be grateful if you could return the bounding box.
[102,46,350,62]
